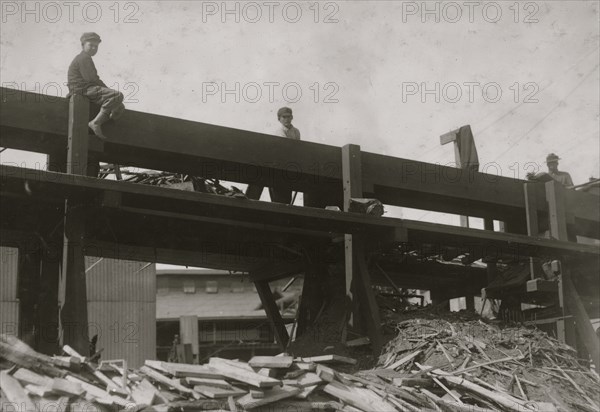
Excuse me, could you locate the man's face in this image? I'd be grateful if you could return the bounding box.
[547,161,558,173]
[279,114,293,127]
[82,41,100,56]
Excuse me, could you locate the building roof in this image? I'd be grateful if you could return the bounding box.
[157,291,295,321]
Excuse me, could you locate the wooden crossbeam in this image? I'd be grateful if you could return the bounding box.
[2,88,598,238]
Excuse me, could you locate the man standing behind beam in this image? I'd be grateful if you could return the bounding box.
[67,32,125,140]
[246,107,301,203]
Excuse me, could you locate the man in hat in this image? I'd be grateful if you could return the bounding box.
[527,153,574,187]
[245,107,301,203]
[67,32,125,140]
[544,153,574,186]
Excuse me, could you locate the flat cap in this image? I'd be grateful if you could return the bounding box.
[546,153,560,163]
[277,107,293,118]
[80,32,101,44]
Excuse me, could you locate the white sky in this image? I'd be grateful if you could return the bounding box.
[1,0,599,226]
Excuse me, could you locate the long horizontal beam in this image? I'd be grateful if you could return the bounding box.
[2,165,598,262]
[2,88,598,236]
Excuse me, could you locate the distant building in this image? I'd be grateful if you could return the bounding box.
[156,268,301,362]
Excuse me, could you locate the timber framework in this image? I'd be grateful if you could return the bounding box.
[1,88,599,370]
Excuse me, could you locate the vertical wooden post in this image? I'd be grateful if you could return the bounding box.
[341,144,383,352]
[67,94,89,175]
[342,144,363,331]
[37,239,61,355]
[254,281,289,349]
[17,247,41,348]
[545,180,577,349]
[524,184,540,279]
[180,316,199,364]
[59,94,90,354]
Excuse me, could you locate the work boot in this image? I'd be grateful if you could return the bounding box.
[110,103,125,121]
[88,111,110,140]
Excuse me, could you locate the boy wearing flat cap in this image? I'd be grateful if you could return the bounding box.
[274,107,301,140]
[245,107,301,203]
[67,32,125,140]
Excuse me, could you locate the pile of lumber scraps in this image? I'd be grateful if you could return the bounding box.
[369,318,600,412]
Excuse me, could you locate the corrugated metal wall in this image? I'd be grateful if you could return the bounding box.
[0,247,19,335]
[86,257,156,368]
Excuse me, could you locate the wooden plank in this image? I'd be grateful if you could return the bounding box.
[254,281,289,349]
[236,385,302,409]
[51,378,85,397]
[0,371,37,412]
[283,372,321,388]
[300,355,357,365]
[131,379,158,405]
[249,356,293,369]
[13,368,53,387]
[208,358,281,389]
[185,377,231,389]
[323,381,396,412]
[193,385,246,399]
[139,366,201,399]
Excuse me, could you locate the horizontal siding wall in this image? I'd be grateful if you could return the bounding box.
[86,258,156,368]
[0,247,19,336]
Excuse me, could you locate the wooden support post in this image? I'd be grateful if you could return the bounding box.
[563,272,600,373]
[341,144,383,352]
[17,247,41,349]
[254,281,289,349]
[296,250,326,337]
[37,238,61,355]
[180,316,199,364]
[545,180,569,241]
[342,144,363,331]
[59,202,89,354]
[545,180,577,349]
[524,184,540,279]
[58,94,90,354]
[67,94,90,176]
[354,238,383,353]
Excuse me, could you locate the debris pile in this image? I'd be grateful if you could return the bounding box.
[373,318,599,411]
[2,318,599,412]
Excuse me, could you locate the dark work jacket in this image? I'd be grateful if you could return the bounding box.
[67,51,107,95]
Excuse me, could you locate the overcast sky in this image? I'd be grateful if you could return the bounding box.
[1,0,598,224]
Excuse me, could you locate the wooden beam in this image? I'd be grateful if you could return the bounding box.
[524,183,540,279]
[354,238,383,353]
[563,272,600,373]
[254,281,289,349]
[59,201,89,354]
[67,95,89,176]
[3,88,597,238]
[342,144,363,331]
[545,181,569,241]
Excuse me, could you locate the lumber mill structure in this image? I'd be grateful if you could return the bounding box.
[1,88,599,371]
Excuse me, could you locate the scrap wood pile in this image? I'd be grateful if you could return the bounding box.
[3,319,600,412]
[371,318,600,412]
